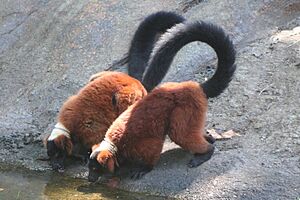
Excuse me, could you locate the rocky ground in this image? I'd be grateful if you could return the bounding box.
[0,0,299,199]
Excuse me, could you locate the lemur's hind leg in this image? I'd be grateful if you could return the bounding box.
[129,137,164,179]
[168,107,214,168]
[170,130,214,168]
[188,143,214,168]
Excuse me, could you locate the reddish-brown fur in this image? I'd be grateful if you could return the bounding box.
[46,71,147,155]
[96,81,213,172]
[54,135,73,155]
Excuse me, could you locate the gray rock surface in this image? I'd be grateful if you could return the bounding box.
[0,0,299,199]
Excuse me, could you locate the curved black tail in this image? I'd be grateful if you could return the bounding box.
[128,11,185,81]
[142,21,236,98]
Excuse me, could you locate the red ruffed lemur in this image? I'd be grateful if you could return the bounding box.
[44,11,185,172]
[88,20,236,181]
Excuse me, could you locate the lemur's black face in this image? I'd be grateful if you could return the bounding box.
[47,140,66,172]
[88,158,105,182]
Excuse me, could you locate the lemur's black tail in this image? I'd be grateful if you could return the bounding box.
[142,21,236,98]
[128,11,185,81]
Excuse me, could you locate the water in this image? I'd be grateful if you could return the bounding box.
[0,168,168,200]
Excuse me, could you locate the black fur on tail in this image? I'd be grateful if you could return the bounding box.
[128,11,185,81]
[142,21,236,98]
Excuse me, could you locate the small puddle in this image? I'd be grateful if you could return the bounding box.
[0,168,168,200]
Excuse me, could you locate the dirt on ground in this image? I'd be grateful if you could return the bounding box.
[0,0,299,199]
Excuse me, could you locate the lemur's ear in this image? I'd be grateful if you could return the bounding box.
[90,144,101,159]
[92,144,100,152]
[53,135,73,155]
[96,150,115,173]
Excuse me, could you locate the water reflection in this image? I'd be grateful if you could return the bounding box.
[0,169,169,200]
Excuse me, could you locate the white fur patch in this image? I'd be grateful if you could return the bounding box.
[90,138,118,159]
[47,122,71,141]
[149,23,187,64]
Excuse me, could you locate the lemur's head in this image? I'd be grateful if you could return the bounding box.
[88,143,117,182]
[44,123,73,172]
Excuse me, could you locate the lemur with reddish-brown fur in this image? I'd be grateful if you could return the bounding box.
[44,11,185,172]
[88,21,236,181]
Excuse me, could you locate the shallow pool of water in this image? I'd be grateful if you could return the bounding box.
[0,168,168,200]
